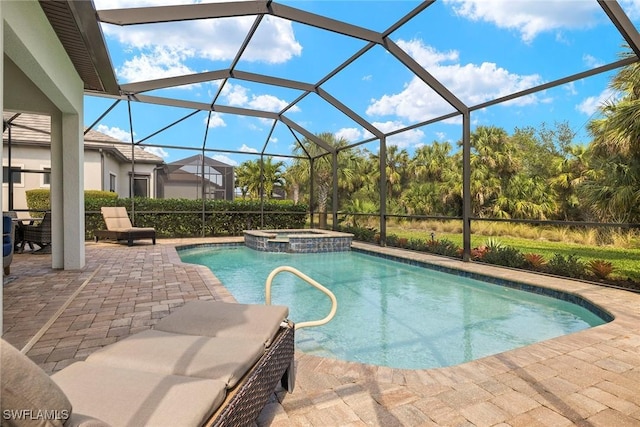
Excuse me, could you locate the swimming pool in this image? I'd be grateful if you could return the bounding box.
[179,245,609,369]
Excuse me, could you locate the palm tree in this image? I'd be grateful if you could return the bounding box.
[549,145,590,220]
[587,48,640,158]
[410,141,453,182]
[583,47,640,223]
[465,126,519,217]
[292,133,353,220]
[235,157,285,199]
[235,160,261,199]
[260,157,286,199]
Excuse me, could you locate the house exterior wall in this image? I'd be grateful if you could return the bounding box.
[163,181,203,200]
[3,0,87,273]
[2,144,161,211]
[2,145,51,210]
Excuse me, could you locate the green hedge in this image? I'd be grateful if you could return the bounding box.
[86,198,308,239]
[26,190,308,239]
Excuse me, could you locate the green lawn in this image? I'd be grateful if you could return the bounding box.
[387,227,640,282]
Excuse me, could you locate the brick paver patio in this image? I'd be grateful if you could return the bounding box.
[3,238,639,426]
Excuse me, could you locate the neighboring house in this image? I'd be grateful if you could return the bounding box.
[160,154,234,200]
[2,112,165,211]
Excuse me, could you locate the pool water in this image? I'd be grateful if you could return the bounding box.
[179,246,607,369]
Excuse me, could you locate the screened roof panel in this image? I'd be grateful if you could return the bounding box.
[61,0,638,163]
[237,17,371,83]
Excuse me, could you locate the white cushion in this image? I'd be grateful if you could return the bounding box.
[86,329,264,388]
[154,301,288,347]
[52,362,226,427]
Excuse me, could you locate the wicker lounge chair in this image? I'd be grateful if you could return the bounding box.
[21,212,51,253]
[94,206,156,246]
[0,301,295,427]
[3,215,15,274]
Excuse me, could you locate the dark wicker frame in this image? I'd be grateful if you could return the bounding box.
[208,323,295,427]
[21,212,52,252]
[93,228,156,246]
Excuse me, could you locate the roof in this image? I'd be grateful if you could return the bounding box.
[2,112,164,164]
[37,0,119,95]
[167,154,234,169]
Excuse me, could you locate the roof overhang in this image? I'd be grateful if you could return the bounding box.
[38,0,120,95]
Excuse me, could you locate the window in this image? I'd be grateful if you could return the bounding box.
[130,174,149,198]
[42,167,51,187]
[109,173,117,193]
[3,166,22,185]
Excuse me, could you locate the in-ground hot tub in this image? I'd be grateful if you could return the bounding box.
[244,229,353,253]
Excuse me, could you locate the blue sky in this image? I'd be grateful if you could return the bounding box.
[86,0,640,166]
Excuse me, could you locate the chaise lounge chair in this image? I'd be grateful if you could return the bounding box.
[94,206,156,246]
[1,300,295,427]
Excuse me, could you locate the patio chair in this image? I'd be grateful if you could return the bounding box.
[3,215,15,274]
[21,212,51,253]
[1,300,295,427]
[94,207,156,246]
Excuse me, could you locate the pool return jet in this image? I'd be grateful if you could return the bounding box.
[265,266,338,330]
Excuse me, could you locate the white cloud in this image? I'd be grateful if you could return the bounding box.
[372,121,425,149]
[239,144,258,153]
[116,46,197,83]
[443,0,600,43]
[367,39,541,123]
[248,94,290,112]
[220,83,298,114]
[335,127,363,142]
[577,88,617,116]
[204,113,226,128]
[222,84,249,106]
[212,154,238,166]
[143,146,169,158]
[96,124,132,142]
[620,0,640,20]
[583,54,605,69]
[95,0,302,81]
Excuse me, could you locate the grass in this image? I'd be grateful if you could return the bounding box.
[386,224,640,282]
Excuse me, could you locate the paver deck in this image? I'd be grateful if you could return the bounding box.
[2,238,639,426]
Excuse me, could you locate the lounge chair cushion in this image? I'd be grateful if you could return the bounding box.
[85,329,264,388]
[0,339,72,427]
[51,362,226,427]
[64,414,111,427]
[154,300,289,347]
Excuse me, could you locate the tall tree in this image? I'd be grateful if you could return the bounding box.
[291,133,353,217]
[235,157,285,199]
[584,47,640,223]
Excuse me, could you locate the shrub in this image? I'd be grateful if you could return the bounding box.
[482,246,526,269]
[546,254,586,278]
[426,239,461,258]
[524,253,546,270]
[406,238,427,251]
[484,237,504,251]
[588,259,615,279]
[386,234,399,247]
[470,246,489,260]
[338,225,377,243]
